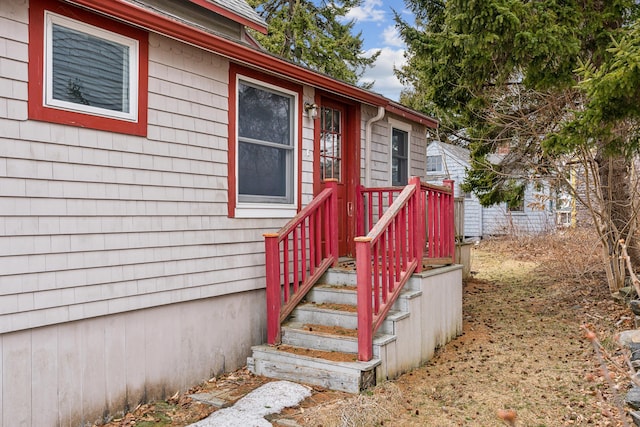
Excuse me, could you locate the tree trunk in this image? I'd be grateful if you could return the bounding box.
[596,149,640,292]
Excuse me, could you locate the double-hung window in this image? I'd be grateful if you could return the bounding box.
[389,119,411,186]
[427,155,443,173]
[28,0,148,135]
[230,69,300,218]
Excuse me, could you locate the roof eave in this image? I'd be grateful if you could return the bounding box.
[66,0,437,126]
[186,0,267,34]
[386,102,438,129]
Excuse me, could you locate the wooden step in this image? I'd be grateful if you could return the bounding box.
[248,344,380,393]
[281,321,396,356]
[307,283,423,312]
[249,263,464,394]
[290,302,409,335]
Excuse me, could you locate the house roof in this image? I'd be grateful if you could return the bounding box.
[187,0,267,33]
[67,0,437,129]
[430,140,504,165]
[430,141,470,165]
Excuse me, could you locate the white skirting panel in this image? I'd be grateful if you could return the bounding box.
[0,290,266,427]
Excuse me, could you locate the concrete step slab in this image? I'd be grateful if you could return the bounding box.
[248,345,379,393]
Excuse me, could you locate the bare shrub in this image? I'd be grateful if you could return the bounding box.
[479,227,605,284]
[295,382,405,427]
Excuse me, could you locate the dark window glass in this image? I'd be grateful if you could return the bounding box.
[237,81,293,203]
[392,128,408,186]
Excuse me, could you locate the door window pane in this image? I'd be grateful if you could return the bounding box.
[320,106,342,182]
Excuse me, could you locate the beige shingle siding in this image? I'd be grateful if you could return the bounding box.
[0,27,309,333]
[362,106,429,187]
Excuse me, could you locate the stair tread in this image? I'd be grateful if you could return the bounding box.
[301,302,357,312]
[284,322,357,338]
[313,283,422,297]
[251,344,381,370]
[295,302,406,318]
[282,322,396,344]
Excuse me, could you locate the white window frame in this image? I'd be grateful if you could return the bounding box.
[234,75,299,219]
[427,154,443,173]
[389,118,411,186]
[44,11,139,122]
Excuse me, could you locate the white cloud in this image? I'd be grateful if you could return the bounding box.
[360,47,407,101]
[346,0,385,23]
[382,25,403,48]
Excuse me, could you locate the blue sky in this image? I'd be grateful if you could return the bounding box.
[346,0,414,101]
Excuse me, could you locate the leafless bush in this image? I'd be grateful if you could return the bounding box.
[480,227,605,284]
[296,382,405,427]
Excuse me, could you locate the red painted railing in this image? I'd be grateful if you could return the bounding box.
[264,181,338,345]
[355,178,454,361]
[424,180,456,262]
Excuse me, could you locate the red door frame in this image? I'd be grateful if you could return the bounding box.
[313,93,361,257]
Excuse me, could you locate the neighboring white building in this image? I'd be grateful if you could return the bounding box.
[426,141,556,238]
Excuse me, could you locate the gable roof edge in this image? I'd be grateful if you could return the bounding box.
[65,0,437,127]
[186,0,267,34]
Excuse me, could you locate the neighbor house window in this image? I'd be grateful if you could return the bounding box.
[28,0,148,135]
[507,199,525,212]
[391,128,409,186]
[427,155,442,172]
[228,65,301,218]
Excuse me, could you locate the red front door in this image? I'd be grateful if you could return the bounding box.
[316,98,359,257]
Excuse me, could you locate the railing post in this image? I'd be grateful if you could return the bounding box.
[264,233,281,345]
[326,180,339,264]
[410,177,424,273]
[356,184,364,237]
[444,179,455,263]
[355,236,373,361]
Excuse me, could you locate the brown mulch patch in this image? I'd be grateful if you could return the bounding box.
[313,302,358,312]
[302,323,358,337]
[275,344,358,363]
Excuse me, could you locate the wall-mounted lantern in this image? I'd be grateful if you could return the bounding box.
[304,102,319,120]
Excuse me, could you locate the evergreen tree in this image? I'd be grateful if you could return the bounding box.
[396,1,640,292]
[247,0,379,86]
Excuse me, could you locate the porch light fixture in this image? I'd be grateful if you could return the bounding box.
[304,102,318,119]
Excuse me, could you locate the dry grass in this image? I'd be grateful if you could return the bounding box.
[296,382,406,427]
[98,228,635,427]
[291,228,633,426]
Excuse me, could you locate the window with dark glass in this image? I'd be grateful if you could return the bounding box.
[237,81,294,203]
[507,199,525,212]
[392,128,408,186]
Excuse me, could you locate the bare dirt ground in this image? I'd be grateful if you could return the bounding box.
[97,229,635,427]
